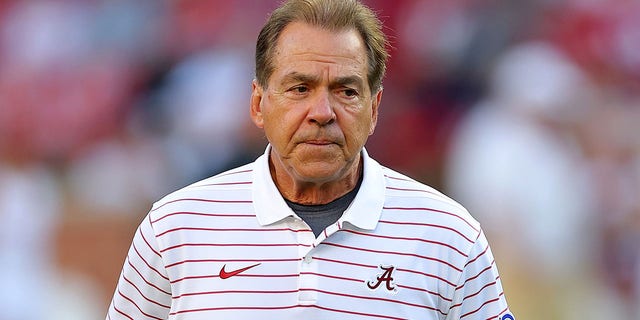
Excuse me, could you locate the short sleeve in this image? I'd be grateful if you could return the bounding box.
[446,230,514,320]
[106,214,172,319]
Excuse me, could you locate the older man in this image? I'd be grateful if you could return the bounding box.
[106,0,513,319]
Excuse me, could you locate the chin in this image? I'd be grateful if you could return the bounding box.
[292,161,344,182]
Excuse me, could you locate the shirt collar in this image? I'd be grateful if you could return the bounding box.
[252,145,386,230]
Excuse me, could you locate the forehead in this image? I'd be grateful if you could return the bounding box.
[271,22,368,75]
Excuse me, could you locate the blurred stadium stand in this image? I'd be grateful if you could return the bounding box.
[0,1,638,318]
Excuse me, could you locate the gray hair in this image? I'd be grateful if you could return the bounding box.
[255,0,389,93]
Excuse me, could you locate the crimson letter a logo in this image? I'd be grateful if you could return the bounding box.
[367,265,398,293]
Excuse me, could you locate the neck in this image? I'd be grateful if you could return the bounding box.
[270,154,363,205]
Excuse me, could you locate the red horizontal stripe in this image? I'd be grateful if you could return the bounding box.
[396,267,458,287]
[397,283,452,302]
[456,261,495,290]
[165,257,298,269]
[304,303,406,320]
[341,229,469,257]
[117,288,164,320]
[170,274,216,284]
[301,271,362,284]
[151,211,256,224]
[460,297,500,319]
[169,304,299,316]
[112,305,134,320]
[126,258,171,295]
[313,256,378,269]
[133,242,169,280]
[300,288,446,315]
[384,174,413,182]
[200,181,252,187]
[213,168,252,178]
[383,206,479,232]
[386,186,439,195]
[378,219,475,243]
[487,306,510,320]
[465,244,490,268]
[173,289,298,299]
[156,226,300,237]
[322,242,462,272]
[123,275,171,309]
[151,198,252,213]
[169,303,408,320]
[160,242,301,253]
[141,219,161,257]
[462,281,498,303]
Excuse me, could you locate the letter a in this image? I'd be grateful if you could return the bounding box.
[367,265,397,292]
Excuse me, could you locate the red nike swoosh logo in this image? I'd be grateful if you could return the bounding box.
[219,263,261,279]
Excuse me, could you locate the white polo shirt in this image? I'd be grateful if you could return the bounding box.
[107,146,513,320]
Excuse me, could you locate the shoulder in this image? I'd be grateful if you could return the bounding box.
[380,166,481,242]
[148,163,256,221]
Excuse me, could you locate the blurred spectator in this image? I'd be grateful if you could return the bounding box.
[0,159,61,319]
[154,49,255,184]
[577,89,640,317]
[0,1,638,319]
[445,41,616,319]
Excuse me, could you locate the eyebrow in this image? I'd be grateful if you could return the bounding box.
[281,72,365,89]
[332,75,365,90]
[282,72,319,85]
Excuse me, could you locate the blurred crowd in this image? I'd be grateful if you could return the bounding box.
[0,0,638,319]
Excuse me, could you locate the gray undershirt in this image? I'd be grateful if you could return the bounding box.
[285,175,363,237]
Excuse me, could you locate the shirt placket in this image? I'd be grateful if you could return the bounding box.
[291,217,318,305]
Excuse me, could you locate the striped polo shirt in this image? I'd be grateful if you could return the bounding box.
[107,146,513,320]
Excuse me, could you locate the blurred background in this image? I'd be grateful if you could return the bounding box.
[0,0,638,319]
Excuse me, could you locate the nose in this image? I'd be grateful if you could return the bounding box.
[307,90,336,126]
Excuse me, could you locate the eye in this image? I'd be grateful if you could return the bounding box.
[343,88,358,97]
[338,87,359,100]
[290,85,309,94]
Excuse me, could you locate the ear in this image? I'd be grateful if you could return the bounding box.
[250,79,265,128]
[368,88,383,135]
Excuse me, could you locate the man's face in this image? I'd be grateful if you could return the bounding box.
[251,21,382,185]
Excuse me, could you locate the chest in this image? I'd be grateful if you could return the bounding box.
[157,217,461,319]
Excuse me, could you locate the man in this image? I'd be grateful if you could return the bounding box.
[106,0,514,319]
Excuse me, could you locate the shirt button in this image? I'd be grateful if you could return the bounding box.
[303,255,313,263]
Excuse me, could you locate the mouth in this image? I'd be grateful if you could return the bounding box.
[303,139,334,146]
